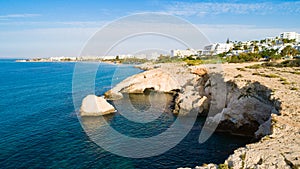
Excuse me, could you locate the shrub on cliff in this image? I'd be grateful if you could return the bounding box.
[156,55,183,63]
[262,59,300,67]
[227,53,262,63]
[183,59,203,66]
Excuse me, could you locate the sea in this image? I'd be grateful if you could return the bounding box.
[0,59,252,169]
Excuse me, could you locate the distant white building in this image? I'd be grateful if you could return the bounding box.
[171,49,198,57]
[101,55,117,60]
[50,56,77,61]
[230,50,245,56]
[280,32,300,42]
[202,43,233,55]
[117,54,134,59]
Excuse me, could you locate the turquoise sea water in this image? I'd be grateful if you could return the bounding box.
[0,59,251,169]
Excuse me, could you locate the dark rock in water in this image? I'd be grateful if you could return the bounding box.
[216,119,260,137]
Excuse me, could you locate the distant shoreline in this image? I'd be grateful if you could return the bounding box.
[15,59,123,65]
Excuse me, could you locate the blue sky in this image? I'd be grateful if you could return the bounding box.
[1,0,300,58]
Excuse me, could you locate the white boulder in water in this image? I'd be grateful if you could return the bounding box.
[80,95,116,116]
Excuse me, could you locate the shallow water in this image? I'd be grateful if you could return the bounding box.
[0,60,251,169]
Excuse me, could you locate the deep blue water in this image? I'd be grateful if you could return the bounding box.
[0,59,251,169]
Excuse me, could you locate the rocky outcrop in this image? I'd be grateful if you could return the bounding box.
[173,73,210,116]
[122,62,300,169]
[108,63,278,138]
[80,95,116,116]
[80,62,299,169]
[104,65,198,100]
[188,63,300,169]
[105,68,181,100]
[201,74,279,138]
[173,69,278,138]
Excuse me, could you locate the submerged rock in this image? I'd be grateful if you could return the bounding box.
[80,95,116,116]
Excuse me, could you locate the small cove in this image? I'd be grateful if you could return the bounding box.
[0,60,253,168]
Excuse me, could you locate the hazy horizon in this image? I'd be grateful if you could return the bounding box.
[1,0,300,58]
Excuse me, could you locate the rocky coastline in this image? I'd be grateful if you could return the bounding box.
[80,61,300,169]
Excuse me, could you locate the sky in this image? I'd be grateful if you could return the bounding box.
[1,0,300,58]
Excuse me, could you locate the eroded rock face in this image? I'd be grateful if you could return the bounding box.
[105,69,181,100]
[173,74,210,116]
[205,79,278,138]
[173,71,277,138]
[211,96,276,137]
[80,95,116,116]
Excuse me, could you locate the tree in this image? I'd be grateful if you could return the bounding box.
[233,44,242,50]
[226,38,230,44]
[282,38,296,44]
[271,40,276,46]
[115,55,120,60]
[281,45,299,57]
[260,39,266,44]
[254,45,259,53]
[260,48,280,60]
[270,54,282,61]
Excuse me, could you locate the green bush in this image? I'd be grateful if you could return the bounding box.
[155,55,183,63]
[252,72,279,78]
[227,53,262,63]
[280,59,300,67]
[236,67,246,71]
[262,59,300,67]
[265,74,279,78]
[282,81,290,85]
[234,74,243,78]
[218,163,229,169]
[184,59,203,66]
[246,64,262,69]
[290,87,298,91]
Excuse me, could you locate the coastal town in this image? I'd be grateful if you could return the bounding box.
[17,31,300,63]
[172,32,300,58]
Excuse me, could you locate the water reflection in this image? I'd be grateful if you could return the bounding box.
[80,115,114,132]
[112,93,175,123]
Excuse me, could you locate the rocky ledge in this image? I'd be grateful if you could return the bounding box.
[104,63,198,100]
[104,62,279,138]
[183,63,300,169]
[80,62,300,169]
